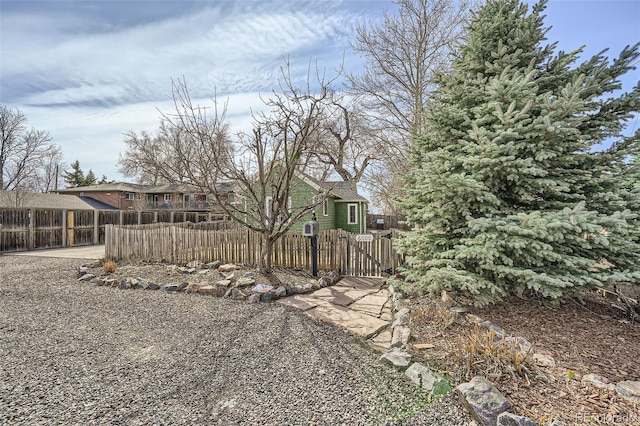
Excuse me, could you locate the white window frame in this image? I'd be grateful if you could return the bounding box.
[347,203,358,225]
[124,192,134,200]
[322,198,329,217]
[164,194,171,202]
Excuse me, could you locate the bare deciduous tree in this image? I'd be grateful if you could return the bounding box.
[348,0,472,213]
[124,64,335,274]
[0,105,63,193]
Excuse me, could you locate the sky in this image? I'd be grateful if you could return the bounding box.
[1,0,639,182]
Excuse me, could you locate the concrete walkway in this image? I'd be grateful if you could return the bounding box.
[9,245,105,260]
[277,276,393,349]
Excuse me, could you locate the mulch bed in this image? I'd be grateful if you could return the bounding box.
[407,288,640,424]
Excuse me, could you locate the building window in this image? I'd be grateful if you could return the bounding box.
[322,198,329,216]
[125,192,134,200]
[227,193,235,204]
[164,194,171,202]
[287,196,292,213]
[348,203,358,225]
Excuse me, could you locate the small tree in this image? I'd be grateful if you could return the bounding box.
[397,0,640,305]
[63,160,101,187]
[0,105,62,192]
[141,64,335,274]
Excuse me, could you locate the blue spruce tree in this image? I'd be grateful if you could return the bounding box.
[397,0,640,305]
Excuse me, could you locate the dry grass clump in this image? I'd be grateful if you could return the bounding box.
[412,304,456,332]
[103,260,117,274]
[454,325,539,384]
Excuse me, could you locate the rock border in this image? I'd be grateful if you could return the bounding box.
[77,260,341,303]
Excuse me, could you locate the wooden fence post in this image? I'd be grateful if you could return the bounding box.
[62,209,68,247]
[67,210,75,247]
[28,208,36,250]
[93,210,99,245]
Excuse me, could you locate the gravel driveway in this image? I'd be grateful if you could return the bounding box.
[0,256,472,425]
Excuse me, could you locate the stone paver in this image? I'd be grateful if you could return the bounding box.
[306,303,389,339]
[349,290,390,317]
[338,276,385,290]
[312,286,373,306]
[369,330,393,352]
[276,294,328,311]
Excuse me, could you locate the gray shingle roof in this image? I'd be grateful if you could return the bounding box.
[0,191,98,210]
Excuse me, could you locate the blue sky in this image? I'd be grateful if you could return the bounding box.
[1,0,639,181]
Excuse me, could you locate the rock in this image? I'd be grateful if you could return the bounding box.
[504,336,534,353]
[230,288,247,300]
[497,412,537,426]
[380,347,412,371]
[78,273,96,282]
[274,286,287,298]
[466,314,483,325]
[186,260,201,268]
[104,278,118,287]
[147,282,160,290]
[164,284,179,292]
[251,284,273,293]
[405,363,451,395]
[247,294,260,303]
[390,326,411,348]
[133,280,145,289]
[616,381,640,399]
[317,277,331,288]
[581,373,615,391]
[396,307,410,318]
[215,279,233,287]
[203,261,219,269]
[118,280,131,290]
[532,353,556,368]
[218,263,238,273]
[441,290,456,308]
[478,321,507,338]
[176,282,188,292]
[286,282,314,295]
[242,271,256,279]
[186,283,201,294]
[77,266,89,277]
[449,306,469,314]
[456,376,511,426]
[413,343,435,350]
[259,292,273,302]
[198,285,216,295]
[391,314,410,329]
[326,271,340,284]
[236,277,256,287]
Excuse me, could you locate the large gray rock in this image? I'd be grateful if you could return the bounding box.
[236,277,256,287]
[204,261,221,269]
[405,363,451,395]
[274,286,287,298]
[78,273,95,282]
[390,326,411,348]
[581,373,615,391]
[380,347,412,371]
[497,412,537,426]
[616,381,640,399]
[218,263,238,273]
[215,279,233,287]
[456,376,511,426]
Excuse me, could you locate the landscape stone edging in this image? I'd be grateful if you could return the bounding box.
[387,284,640,425]
[77,260,341,303]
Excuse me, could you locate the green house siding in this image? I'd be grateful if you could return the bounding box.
[334,201,366,233]
[244,172,366,234]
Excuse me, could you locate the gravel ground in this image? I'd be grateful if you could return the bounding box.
[0,255,472,426]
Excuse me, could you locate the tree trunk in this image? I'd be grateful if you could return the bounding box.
[259,235,274,274]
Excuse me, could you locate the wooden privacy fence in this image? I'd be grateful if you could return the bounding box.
[0,207,233,253]
[105,224,402,277]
